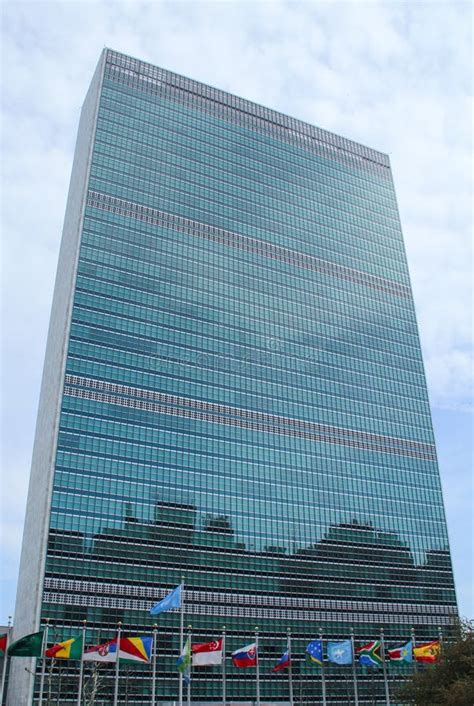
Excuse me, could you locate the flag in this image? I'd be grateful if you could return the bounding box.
[327,640,352,665]
[150,585,182,616]
[192,639,223,666]
[0,634,8,657]
[231,642,258,668]
[272,650,290,672]
[45,635,84,660]
[119,636,153,663]
[306,639,323,666]
[8,631,44,657]
[357,640,382,668]
[414,640,441,663]
[82,639,117,663]
[387,640,413,663]
[177,637,191,684]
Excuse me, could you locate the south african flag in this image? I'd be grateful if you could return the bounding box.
[357,640,382,668]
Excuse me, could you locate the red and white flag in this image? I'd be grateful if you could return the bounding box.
[82,639,117,663]
[231,642,258,668]
[192,638,223,666]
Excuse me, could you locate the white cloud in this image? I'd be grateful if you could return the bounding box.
[1,0,472,620]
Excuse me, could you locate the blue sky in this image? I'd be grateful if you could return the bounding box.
[1,0,472,621]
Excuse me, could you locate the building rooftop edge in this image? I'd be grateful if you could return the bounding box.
[103,47,391,169]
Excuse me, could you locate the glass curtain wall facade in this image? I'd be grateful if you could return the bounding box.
[11,49,457,704]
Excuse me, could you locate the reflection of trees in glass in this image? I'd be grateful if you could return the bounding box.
[47,513,455,605]
[263,545,286,554]
[43,513,457,701]
[124,502,138,524]
[203,514,234,534]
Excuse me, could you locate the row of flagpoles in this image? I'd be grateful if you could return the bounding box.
[0,583,443,706]
[0,624,443,706]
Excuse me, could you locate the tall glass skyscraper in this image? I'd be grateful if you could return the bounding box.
[10,49,457,704]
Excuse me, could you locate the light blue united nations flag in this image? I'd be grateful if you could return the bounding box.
[327,640,353,665]
[150,584,182,615]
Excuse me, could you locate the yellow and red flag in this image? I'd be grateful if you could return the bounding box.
[45,635,83,660]
[119,636,153,663]
[413,640,441,663]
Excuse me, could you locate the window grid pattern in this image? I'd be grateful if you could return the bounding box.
[105,50,390,175]
[64,374,436,460]
[87,190,411,300]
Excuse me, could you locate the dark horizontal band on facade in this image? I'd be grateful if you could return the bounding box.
[43,577,456,616]
[104,50,390,175]
[63,375,437,461]
[42,583,453,625]
[86,191,412,301]
[43,592,453,626]
[46,544,455,588]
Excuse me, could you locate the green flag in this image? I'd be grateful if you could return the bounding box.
[8,631,44,657]
[177,637,191,683]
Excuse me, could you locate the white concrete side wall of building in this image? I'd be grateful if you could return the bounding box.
[7,51,106,706]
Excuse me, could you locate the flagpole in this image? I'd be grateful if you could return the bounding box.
[255,626,260,706]
[38,618,50,704]
[380,628,390,706]
[151,623,158,706]
[411,627,417,673]
[438,626,443,654]
[76,620,87,706]
[222,626,226,706]
[187,625,192,706]
[0,620,12,705]
[179,577,185,706]
[287,628,294,706]
[113,621,122,706]
[319,629,326,706]
[350,629,359,706]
